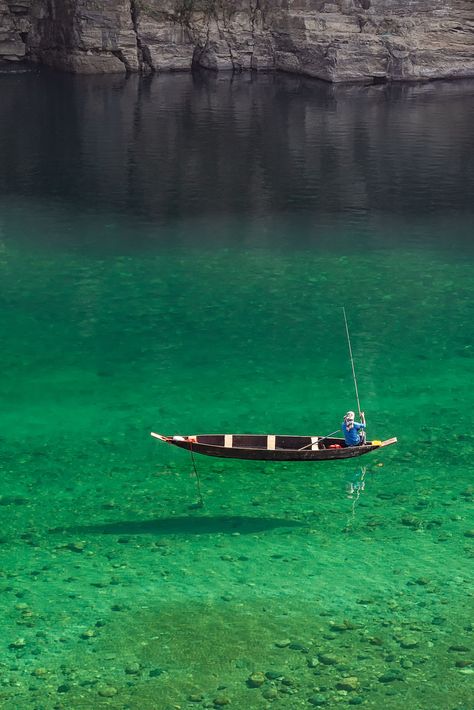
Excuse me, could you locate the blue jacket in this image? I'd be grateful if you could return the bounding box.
[342,421,366,446]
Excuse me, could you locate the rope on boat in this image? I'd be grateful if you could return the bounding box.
[189,441,204,508]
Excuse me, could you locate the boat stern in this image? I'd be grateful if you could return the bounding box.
[371,437,397,448]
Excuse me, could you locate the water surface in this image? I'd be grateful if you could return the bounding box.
[0,70,473,709]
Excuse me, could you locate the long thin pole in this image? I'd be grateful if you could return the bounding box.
[342,307,362,418]
[298,429,340,451]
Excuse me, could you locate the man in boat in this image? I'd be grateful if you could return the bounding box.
[342,411,366,446]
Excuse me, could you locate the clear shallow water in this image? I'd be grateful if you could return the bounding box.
[0,70,473,709]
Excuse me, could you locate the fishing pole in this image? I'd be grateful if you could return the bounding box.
[299,310,364,453]
[342,306,362,420]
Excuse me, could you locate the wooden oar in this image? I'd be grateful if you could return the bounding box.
[298,429,340,451]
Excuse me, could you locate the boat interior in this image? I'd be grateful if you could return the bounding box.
[193,435,355,450]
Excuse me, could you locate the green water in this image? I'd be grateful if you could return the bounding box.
[0,71,473,709]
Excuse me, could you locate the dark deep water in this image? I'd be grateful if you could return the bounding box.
[0,69,473,709]
[2,70,474,249]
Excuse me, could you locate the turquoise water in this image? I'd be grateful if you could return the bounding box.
[0,71,473,709]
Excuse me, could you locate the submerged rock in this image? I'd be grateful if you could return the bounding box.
[275,639,291,648]
[379,670,405,683]
[265,670,285,680]
[288,641,309,652]
[149,668,164,678]
[9,638,26,649]
[98,685,118,697]
[188,692,204,702]
[125,662,141,675]
[455,659,473,668]
[32,667,48,678]
[399,637,419,649]
[336,677,359,691]
[247,671,265,687]
[80,629,96,640]
[401,515,422,529]
[317,653,340,666]
[262,687,278,699]
[66,541,86,553]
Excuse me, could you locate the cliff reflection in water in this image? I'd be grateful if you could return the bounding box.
[1,70,474,246]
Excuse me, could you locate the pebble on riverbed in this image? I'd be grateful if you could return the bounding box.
[66,541,87,553]
[125,662,141,675]
[336,677,359,691]
[275,639,291,648]
[401,515,422,529]
[188,692,204,702]
[80,629,96,640]
[31,667,48,678]
[247,671,266,687]
[9,638,26,649]
[399,637,419,649]
[317,653,340,666]
[262,687,278,700]
[98,685,118,697]
[379,670,405,683]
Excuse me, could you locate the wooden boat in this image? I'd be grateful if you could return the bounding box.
[150,432,397,462]
[151,313,398,465]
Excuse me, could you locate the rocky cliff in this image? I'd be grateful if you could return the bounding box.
[1,1,473,82]
[0,1,30,62]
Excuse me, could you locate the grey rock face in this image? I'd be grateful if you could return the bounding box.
[27,0,138,73]
[269,0,474,82]
[0,0,31,62]
[1,0,473,81]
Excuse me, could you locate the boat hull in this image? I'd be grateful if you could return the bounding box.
[172,440,378,461]
[151,433,397,462]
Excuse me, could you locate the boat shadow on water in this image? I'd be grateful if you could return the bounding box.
[49,515,304,537]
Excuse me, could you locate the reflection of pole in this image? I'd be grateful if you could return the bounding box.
[345,466,367,527]
[342,307,362,419]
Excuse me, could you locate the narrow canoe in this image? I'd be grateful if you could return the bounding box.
[150,432,397,462]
